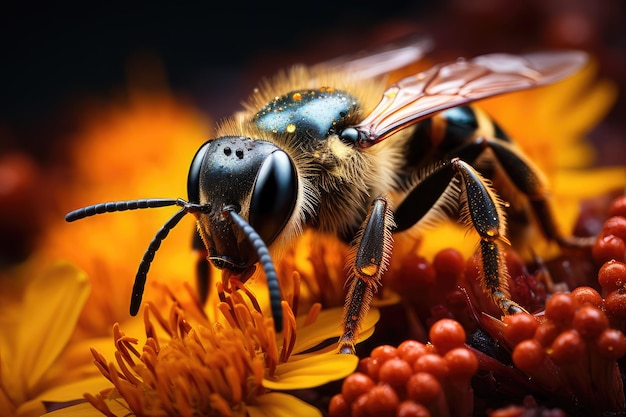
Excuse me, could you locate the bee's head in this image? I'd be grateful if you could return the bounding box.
[64,135,297,332]
[187,136,298,274]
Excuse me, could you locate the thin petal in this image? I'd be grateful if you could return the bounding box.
[36,375,111,403]
[248,392,321,417]
[292,308,379,354]
[41,400,128,417]
[263,353,358,390]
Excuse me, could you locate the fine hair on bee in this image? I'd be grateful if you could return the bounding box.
[66,35,590,354]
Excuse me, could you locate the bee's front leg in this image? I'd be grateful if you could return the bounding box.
[339,197,395,354]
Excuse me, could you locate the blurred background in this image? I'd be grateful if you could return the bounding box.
[1,0,625,266]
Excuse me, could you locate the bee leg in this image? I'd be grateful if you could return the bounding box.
[396,158,524,315]
[481,137,592,248]
[192,229,211,305]
[452,158,525,315]
[338,197,394,354]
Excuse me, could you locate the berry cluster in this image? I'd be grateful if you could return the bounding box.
[328,195,626,416]
[329,319,478,417]
[592,195,626,265]
[499,293,626,414]
[594,195,626,331]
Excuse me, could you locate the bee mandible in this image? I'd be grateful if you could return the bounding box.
[66,37,588,354]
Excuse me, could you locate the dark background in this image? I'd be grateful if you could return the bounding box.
[0,1,624,264]
[0,2,435,159]
[2,1,624,158]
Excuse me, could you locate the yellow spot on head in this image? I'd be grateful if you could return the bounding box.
[292,92,302,101]
[286,123,296,133]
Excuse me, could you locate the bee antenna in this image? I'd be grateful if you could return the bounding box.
[65,198,201,316]
[228,210,283,333]
[65,198,182,222]
[129,206,191,315]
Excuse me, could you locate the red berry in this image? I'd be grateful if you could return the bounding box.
[397,401,431,417]
[602,216,626,240]
[370,345,399,363]
[433,248,465,284]
[608,195,626,218]
[379,358,413,387]
[397,340,428,364]
[413,353,449,379]
[328,394,349,417]
[429,319,466,354]
[545,293,576,325]
[592,234,625,264]
[605,290,626,320]
[550,330,586,364]
[572,305,609,339]
[357,357,380,381]
[406,372,442,404]
[596,328,626,359]
[534,321,560,347]
[598,260,626,292]
[365,384,400,417]
[571,286,604,308]
[400,255,437,290]
[341,372,375,403]
[444,347,479,381]
[512,339,546,370]
[502,313,539,345]
[351,393,369,417]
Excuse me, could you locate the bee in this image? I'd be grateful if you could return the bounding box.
[66,37,588,354]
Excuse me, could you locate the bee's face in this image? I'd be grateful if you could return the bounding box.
[188,136,298,272]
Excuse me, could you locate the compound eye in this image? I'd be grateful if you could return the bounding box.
[187,141,211,203]
[249,150,298,246]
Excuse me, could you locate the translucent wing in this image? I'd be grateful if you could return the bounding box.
[345,51,588,147]
[321,34,434,80]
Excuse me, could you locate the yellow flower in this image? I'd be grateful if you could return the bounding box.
[0,263,111,417]
[45,274,379,417]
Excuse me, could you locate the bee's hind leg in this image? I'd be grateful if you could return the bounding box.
[394,157,525,316]
[452,158,526,314]
[482,137,594,248]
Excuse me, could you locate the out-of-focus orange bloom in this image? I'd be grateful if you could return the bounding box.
[38,87,212,337]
